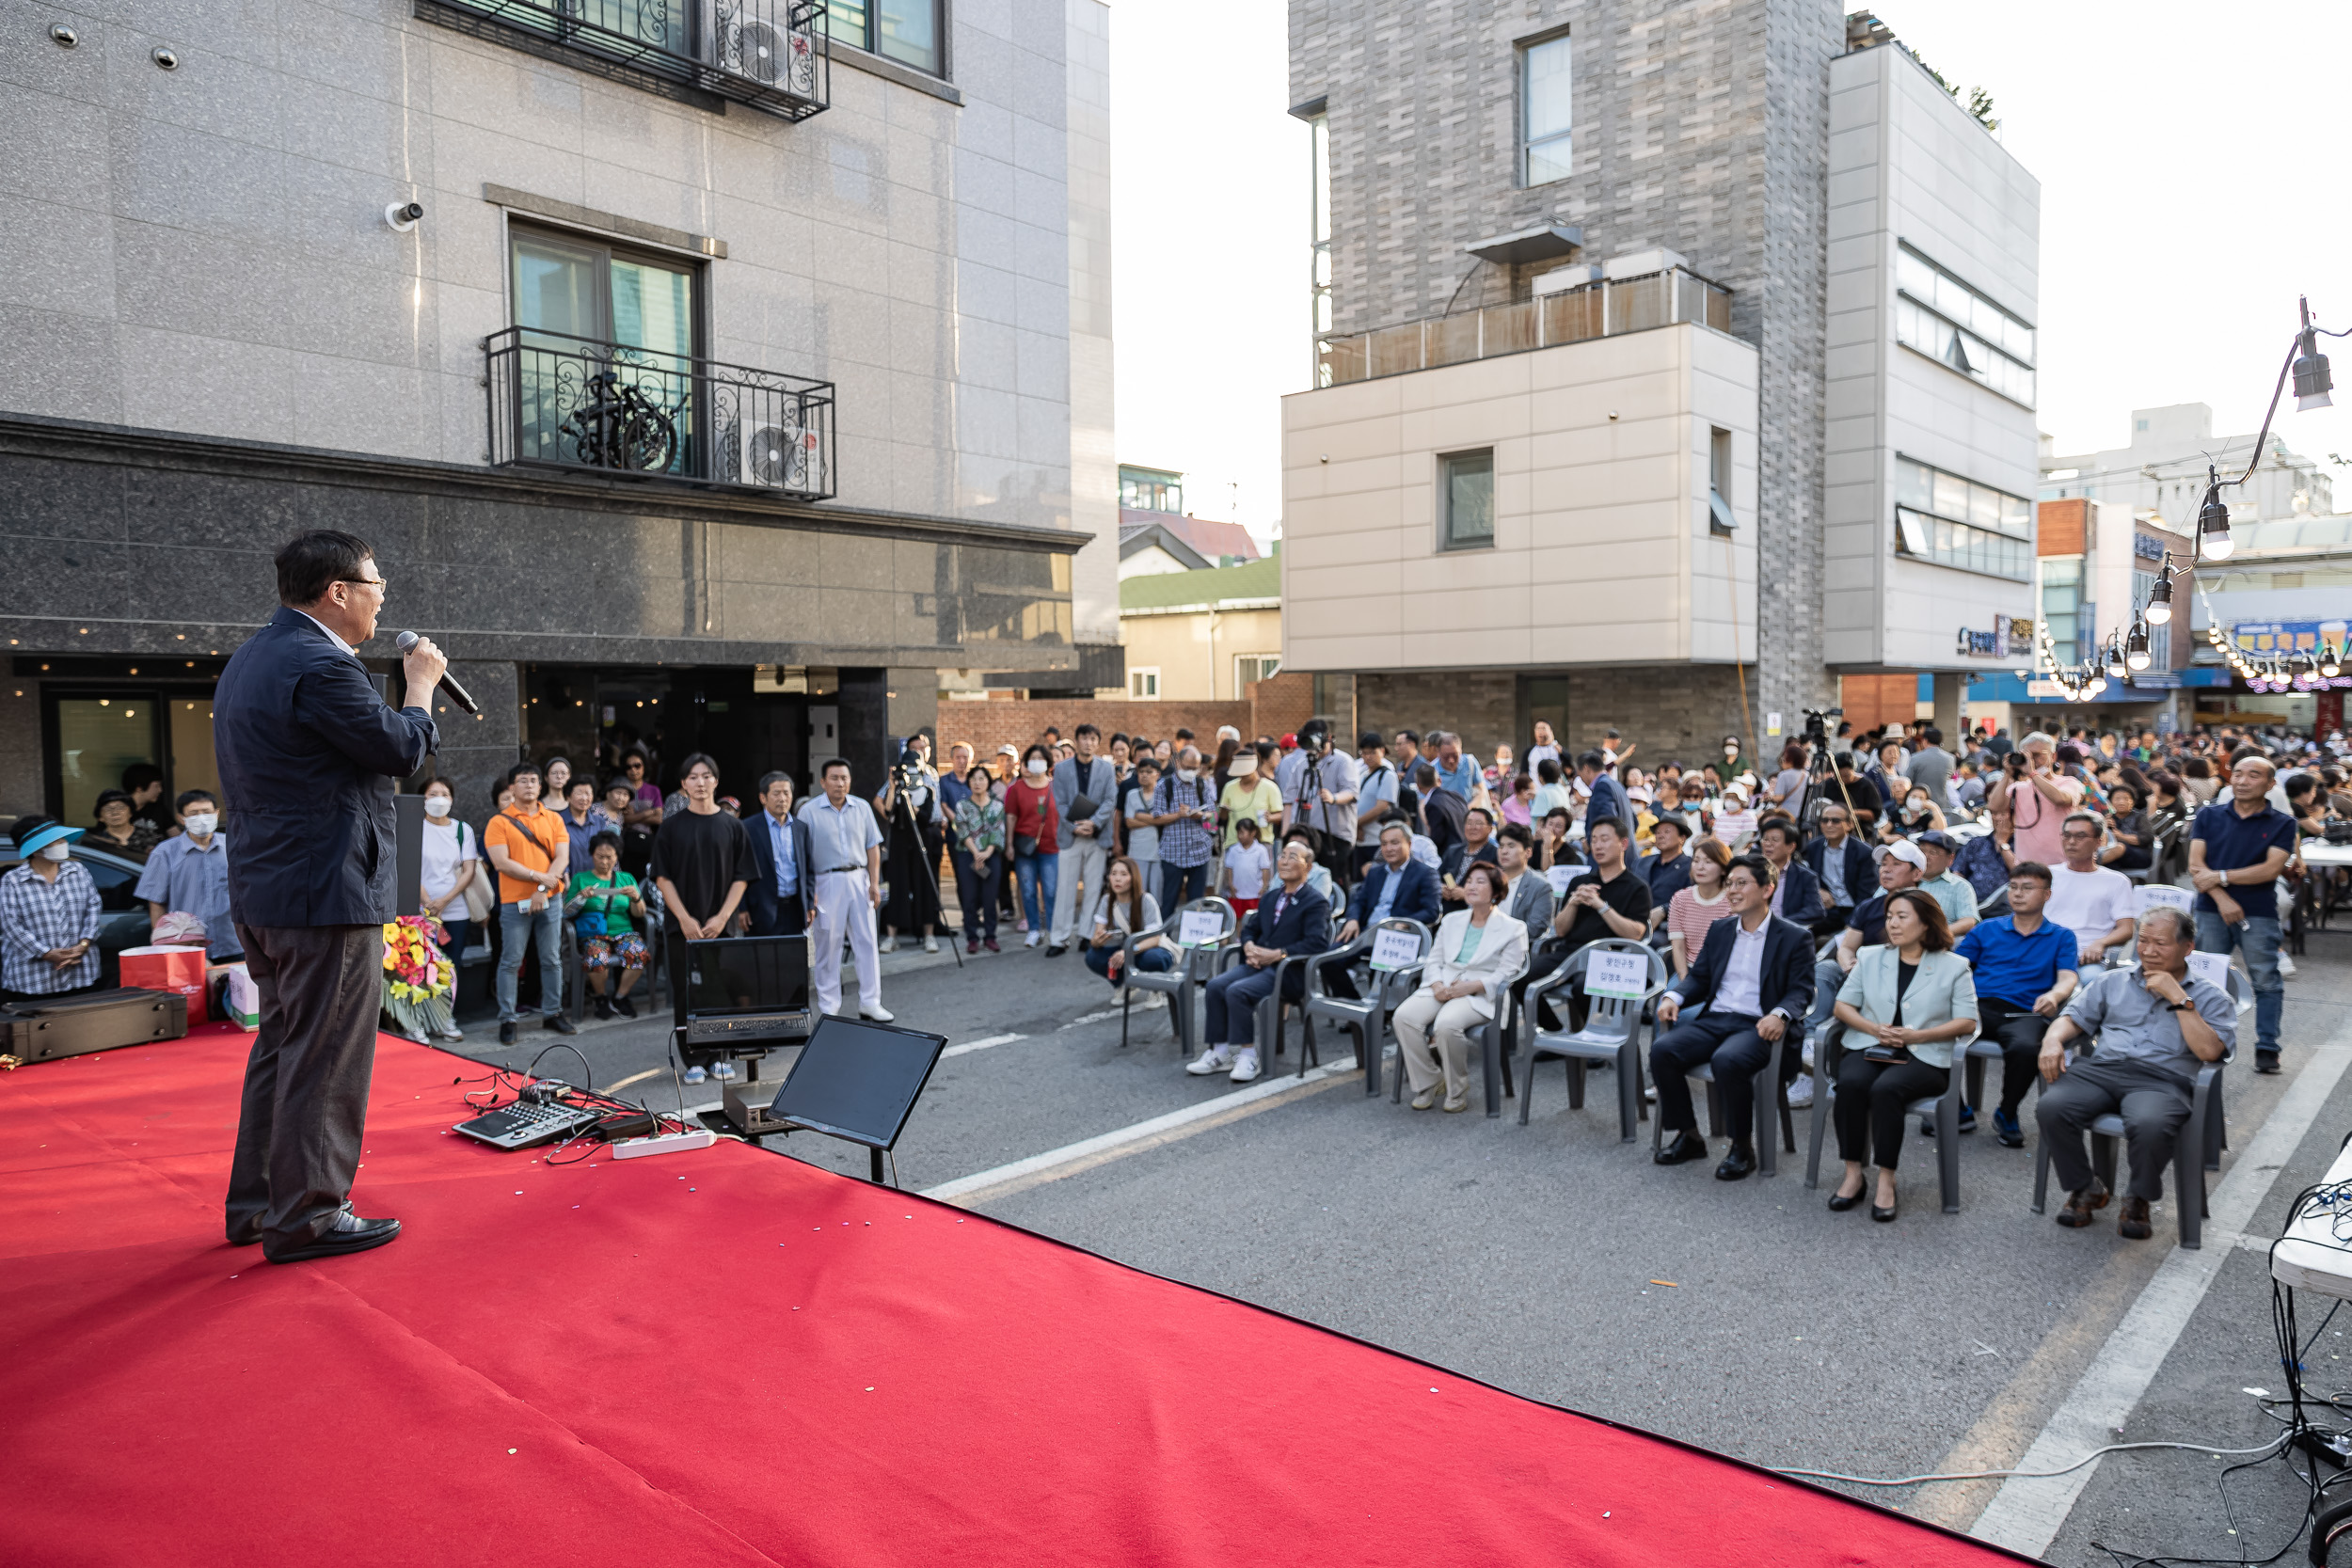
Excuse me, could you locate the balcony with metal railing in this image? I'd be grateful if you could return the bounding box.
[418,0,828,120]
[1313,267,1732,388]
[485,326,835,501]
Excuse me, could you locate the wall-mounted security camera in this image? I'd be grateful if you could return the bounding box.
[385,201,424,233]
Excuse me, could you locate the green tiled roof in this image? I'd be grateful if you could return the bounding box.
[1120,550,1281,611]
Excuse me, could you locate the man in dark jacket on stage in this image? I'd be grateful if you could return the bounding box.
[215,531,441,1263]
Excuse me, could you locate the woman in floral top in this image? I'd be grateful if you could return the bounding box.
[953,765,1008,953]
[565,832,647,1019]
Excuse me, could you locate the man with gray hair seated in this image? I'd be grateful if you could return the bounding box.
[2035,905,2233,1241]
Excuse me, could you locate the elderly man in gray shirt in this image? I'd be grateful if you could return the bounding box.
[2036,905,2233,1240]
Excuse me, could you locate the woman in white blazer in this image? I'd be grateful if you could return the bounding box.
[1828,888,1979,1222]
[1392,862,1530,1113]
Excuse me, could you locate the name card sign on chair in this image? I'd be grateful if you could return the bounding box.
[1545,865,1577,898]
[2137,884,2194,917]
[1586,948,1650,1000]
[2186,950,2232,993]
[1177,910,1224,948]
[1368,927,1421,973]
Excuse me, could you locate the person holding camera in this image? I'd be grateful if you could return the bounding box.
[1284,722,1361,889]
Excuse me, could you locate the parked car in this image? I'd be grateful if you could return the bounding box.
[0,836,155,990]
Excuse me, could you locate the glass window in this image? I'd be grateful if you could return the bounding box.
[1893,454,2031,581]
[1128,668,1160,701]
[1893,242,2035,407]
[1521,35,1572,185]
[1440,450,1495,550]
[509,225,700,475]
[828,0,941,75]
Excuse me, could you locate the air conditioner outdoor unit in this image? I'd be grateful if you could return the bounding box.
[734,409,818,492]
[708,4,816,97]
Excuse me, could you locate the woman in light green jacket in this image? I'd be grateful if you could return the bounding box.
[1828,889,1979,1222]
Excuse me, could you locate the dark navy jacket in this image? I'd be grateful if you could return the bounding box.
[1346,857,1440,930]
[741,808,817,933]
[1803,833,1876,909]
[214,608,438,927]
[1770,857,1824,924]
[1665,911,1817,1022]
[1239,879,1333,1000]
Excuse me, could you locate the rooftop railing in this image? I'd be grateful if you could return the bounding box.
[486,326,835,502]
[420,0,828,120]
[1314,268,1732,388]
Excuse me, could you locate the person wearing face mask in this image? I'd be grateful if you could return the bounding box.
[412,778,482,1029]
[1144,745,1217,913]
[1004,744,1062,949]
[2,814,104,1005]
[135,789,245,967]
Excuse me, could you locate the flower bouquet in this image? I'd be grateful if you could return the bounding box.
[380,914,455,1041]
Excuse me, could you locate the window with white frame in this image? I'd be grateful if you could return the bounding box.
[1519,33,1571,185]
[1708,426,1735,534]
[1128,668,1160,700]
[1894,245,2036,408]
[1235,655,1280,690]
[1895,455,2032,581]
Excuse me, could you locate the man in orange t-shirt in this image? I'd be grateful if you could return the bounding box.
[484,760,577,1045]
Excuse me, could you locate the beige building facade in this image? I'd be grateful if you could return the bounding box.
[1281,319,1760,674]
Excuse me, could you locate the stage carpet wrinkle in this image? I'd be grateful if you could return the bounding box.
[1,1027,2028,1566]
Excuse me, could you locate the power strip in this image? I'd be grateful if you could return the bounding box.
[611,1128,717,1160]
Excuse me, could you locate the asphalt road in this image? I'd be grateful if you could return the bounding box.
[442,928,2352,1561]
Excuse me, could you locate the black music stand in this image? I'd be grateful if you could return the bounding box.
[765,1015,947,1185]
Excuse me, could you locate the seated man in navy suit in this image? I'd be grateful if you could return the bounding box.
[1321,820,1442,1000]
[1648,853,1817,1181]
[1187,838,1331,1085]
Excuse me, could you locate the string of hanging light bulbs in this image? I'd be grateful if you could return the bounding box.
[2034,295,2344,704]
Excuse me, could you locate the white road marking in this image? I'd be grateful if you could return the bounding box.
[941,1033,1027,1058]
[1970,1035,2352,1557]
[607,1067,667,1092]
[922,1061,1358,1205]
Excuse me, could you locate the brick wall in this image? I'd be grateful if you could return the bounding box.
[1357,671,1517,760]
[931,673,1322,762]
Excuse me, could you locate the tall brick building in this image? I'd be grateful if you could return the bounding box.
[1278,5,2041,763]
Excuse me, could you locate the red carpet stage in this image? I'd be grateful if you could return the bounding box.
[4,1027,2029,1566]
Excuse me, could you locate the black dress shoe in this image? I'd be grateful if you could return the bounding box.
[1654,1131,1708,1166]
[2256,1051,2282,1076]
[543,1014,579,1036]
[1714,1145,1757,1180]
[1871,1198,1899,1223]
[1046,944,1068,958]
[1826,1188,1865,1212]
[499,1021,517,1045]
[264,1213,401,1264]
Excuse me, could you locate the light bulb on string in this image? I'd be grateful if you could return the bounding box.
[2198,467,2234,562]
[2145,564,2173,625]
[2125,619,2152,672]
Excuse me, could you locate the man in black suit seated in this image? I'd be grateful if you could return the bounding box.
[1648,853,1817,1181]
[214,531,442,1263]
[1322,821,1442,1000]
[741,769,817,936]
[1186,839,1330,1085]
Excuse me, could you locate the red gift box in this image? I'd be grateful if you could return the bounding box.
[119,945,208,1025]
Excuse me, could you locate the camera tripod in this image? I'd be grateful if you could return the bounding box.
[1792,710,1864,837]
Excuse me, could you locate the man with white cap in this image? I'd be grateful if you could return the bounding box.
[0,814,103,1006]
[1804,837,1927,1037]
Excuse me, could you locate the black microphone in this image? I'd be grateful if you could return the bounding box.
[394,630,480,716]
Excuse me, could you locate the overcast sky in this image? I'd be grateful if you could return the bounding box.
[1106,1,2352,546]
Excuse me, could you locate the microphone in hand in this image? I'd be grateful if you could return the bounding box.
[394,630,479,716]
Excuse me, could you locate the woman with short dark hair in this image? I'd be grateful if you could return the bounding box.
[1827,888,1979,1221]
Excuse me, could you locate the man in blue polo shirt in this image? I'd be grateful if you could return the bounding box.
[2190,751,2296,1073]
[1954,860,2078,1146]
[1431,732,1483,800]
